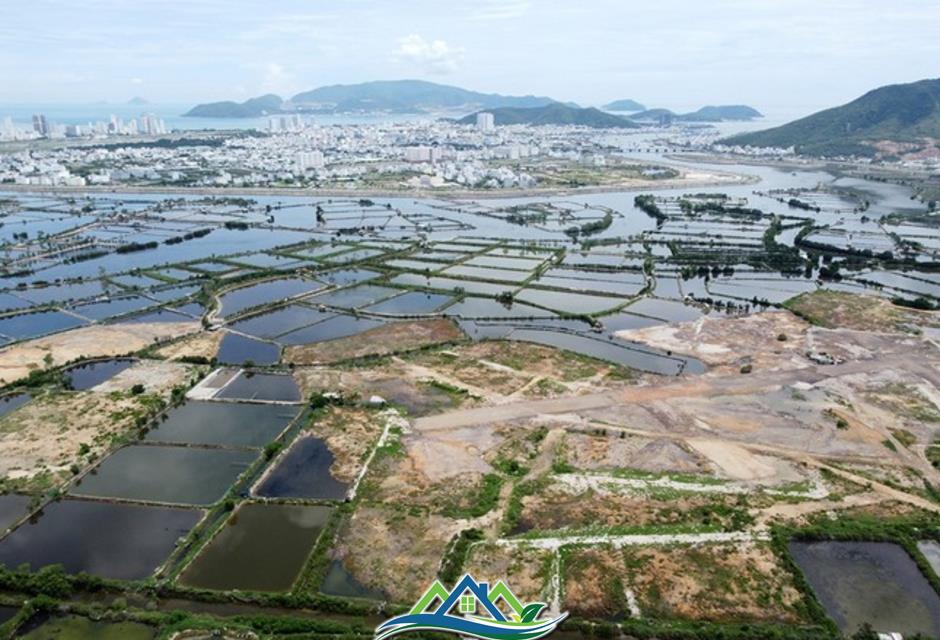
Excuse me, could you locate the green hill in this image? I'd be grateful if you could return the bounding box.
[722,78,940,156]
[291,80,557,113]
[185,80,560,118]
[629,106,761,124]
[682,105,762,121]
[184,94,283,118]
[603,99,646,112]
[458,104,638,128]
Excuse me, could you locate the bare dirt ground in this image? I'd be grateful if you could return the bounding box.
[464,543,553,604]
[156,330,226,362]
[93,360,199,395]
[562,542,804,623]
[284,319,464,365]
[306,407,388,482]
[561,431,708,475]
[615,311,811,374]
[403,341,636,401]
[785,290,940,333]
[0,322,199,384]
[333,505,463,603]
[620,542,805,623]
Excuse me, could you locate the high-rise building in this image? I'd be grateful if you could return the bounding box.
[476,112,495,132]
[404,146,432,162]
[32,114,49,136]
[295,151,325,173]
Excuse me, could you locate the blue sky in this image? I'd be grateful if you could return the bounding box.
[3,0,939,116]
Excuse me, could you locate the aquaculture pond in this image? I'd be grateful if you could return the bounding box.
[144,401,299,448]
[216,333,281,365]
[217,277,325,318]
[0,309,86,342]
[0,605,17,626]
[0,499,201,580]
[213,372,301,403]
[789,541,940,637]
[363,291,452,315]
[507,328,704,375]
[229,304,332,340]
[179,503,331,592]
[0,493,31,531]
[321,559,386,600]
[0,392,31,419]
[64,358,134,390]
[918,541,940,577]
[16,615,156,640]
[276,314,385,346]
[254,436,348,500]
[73,445,257,505]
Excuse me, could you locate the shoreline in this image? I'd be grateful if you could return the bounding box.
[0,172,761,201]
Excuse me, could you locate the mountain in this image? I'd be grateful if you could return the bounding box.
[603,99,646,112]
[184,94,283,118]
[457,104,639,128]
[629,106,762,124]
[682,105,762,121]
[185,80,563,118]
[722,78,940,156]
[289,80,558,113]
[629,108,677,123]
[127,96,149,106]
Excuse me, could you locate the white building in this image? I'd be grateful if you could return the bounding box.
[295,150,325,173]
[404,146,432,163]
[476,112,495,132]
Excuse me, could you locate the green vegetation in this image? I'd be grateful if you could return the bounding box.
[438,528,485,584]
[458,104,639,129]
[724,78,940,156]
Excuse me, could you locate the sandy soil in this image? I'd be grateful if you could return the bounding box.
[307,407,388,482]
[465,543,552,604]
[156,330,225,361]
[335,505,463,603]
[94,360,199,395]
[786,290,939,333]
[563,543,804,623]
[615,311,811,373]
[0,322,198,384]
[284,319,464,365]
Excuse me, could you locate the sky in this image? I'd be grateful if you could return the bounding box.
[2,0,939,118]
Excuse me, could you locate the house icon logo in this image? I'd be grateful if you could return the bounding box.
[375,574,567,640]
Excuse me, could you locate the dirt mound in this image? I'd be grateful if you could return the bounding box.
[284,319,464,365]
[0,322,198,384]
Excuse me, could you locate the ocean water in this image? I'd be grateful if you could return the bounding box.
[0,103,434,132]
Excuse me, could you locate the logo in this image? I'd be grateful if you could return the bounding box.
[375,574,568,640]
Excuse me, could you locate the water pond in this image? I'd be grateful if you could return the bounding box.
[16,615,155,640]
[144,401,299,448]
[321,559,386,600]
[0,392,31,419]
[0,493,31,531]
[789,541,940,637]
[65,358,134,390]
[0,499,201,580]
[216,333,281,366]
[254,436,348,500]
[73,445,257,506]
[213,372,301,403]
[179,503,331,592]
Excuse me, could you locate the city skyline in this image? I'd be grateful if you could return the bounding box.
[3,0,939,115]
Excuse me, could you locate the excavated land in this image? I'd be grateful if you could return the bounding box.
[0,321,198,384]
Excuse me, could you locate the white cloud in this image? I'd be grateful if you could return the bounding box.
[131,77,143,84]
[259,62,297,95]
[393,34,464,75]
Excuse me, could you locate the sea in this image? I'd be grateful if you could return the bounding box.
[0,103,433,132]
